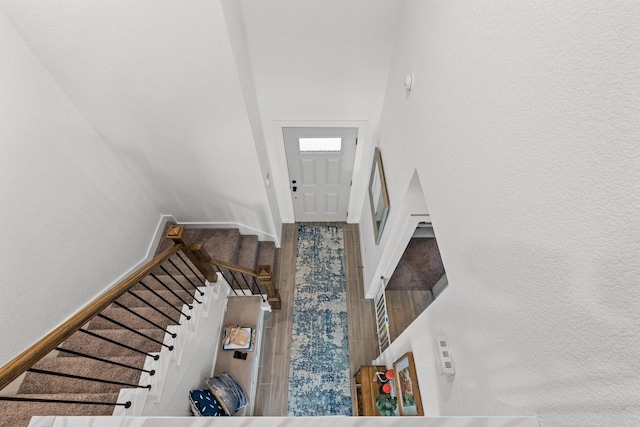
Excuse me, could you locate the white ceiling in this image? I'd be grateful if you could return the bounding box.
[0,0,402,226]
[239,0,402,121]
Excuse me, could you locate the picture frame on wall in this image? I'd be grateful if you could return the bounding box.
[369,147,390,245]
[393,352,424,416]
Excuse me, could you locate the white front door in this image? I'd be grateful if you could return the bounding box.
[283,127,357,222]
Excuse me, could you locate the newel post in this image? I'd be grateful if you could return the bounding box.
[257,264,281,310]
[166,225,217,283]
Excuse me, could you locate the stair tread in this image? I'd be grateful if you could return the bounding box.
[108,303,182,324]
[116,288,195,311]
[236,235,259,270]
[133,275,200,293]
[20,356,146,394]
[59,328,167,357]
[150,255,203,282]
[149,273,202,287]
[0,393,118,427]
[89,306,178,330]
[155,226,275,273]
[188,228,240,264]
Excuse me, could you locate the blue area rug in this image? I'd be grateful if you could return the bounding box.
[287,225,351,416]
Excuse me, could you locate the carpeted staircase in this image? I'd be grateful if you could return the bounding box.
[0,227,275,427]
[156,227,275,271]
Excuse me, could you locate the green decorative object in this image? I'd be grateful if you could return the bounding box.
[375,393,398,416]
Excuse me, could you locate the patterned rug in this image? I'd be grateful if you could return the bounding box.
[287,225,351,416]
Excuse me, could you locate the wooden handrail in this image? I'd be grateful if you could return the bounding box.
[0,243,183,391]
[209,257,280,310]
[210,257,258,277]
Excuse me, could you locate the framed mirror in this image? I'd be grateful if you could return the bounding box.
[369,147,390,244]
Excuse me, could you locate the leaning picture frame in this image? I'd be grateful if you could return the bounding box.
[393,352,424,416]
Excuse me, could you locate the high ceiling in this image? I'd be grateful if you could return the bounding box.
[239,0,401,122]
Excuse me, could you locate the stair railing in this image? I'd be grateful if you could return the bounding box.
[0,224,216,408]
[210,258,281,310]
[165,225,281,310]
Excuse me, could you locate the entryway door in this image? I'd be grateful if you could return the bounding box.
[283,127,357,222]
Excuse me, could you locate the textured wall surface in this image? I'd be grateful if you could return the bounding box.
[371,1,640,426]
[0,12,161,365]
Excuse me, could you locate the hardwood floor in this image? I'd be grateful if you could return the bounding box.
[253,223,379,416]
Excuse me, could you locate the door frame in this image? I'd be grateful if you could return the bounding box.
[271,120,371,224]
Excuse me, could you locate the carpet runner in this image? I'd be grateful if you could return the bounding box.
[287,225,351,416]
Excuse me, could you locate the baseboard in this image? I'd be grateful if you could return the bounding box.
[176,221,278,246]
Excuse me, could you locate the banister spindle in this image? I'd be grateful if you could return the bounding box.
[137,282,191,320]
[213,265,238,296]
[228,270,245,293]
[251,276,267,303]
[78,329,160,361]
[96,314,174,351]
[158,265,202,304]
[112,301,176,338]
[168,256,205,296]
[125,291,179,325]
[176,251,206,289]
[148,273,193,309]
[55,347,156,376]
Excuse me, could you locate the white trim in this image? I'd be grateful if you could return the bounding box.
[177,221,279,247]
[44,416,540,426]
[271,120,370,224]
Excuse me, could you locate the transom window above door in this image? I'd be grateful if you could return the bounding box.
[298,137,342,152]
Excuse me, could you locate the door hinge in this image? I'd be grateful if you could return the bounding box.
[350,180,352,186]
[355,138,358,145]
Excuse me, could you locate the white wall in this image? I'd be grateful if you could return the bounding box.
[238,0,402,224]
[220,0,283,243]
[368,1,640,426]
[0,0,277,241]
[0,12,162,365]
